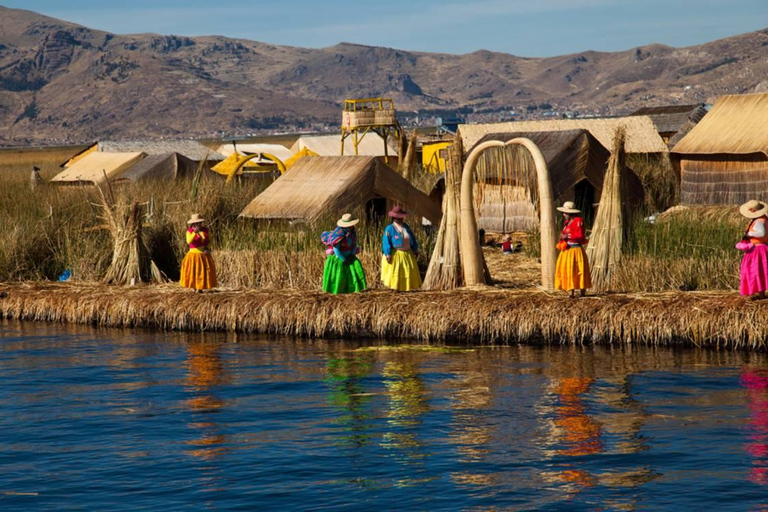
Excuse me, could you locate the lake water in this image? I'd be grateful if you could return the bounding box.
[1,321,767,511]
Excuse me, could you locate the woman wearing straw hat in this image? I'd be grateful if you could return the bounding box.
[322,213,367,294]
[181,213,217,293]
[738,199,768,300]
[555,201,591,298]
[381,206,421,291]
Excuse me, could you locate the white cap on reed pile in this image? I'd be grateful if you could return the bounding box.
[740,199,768,219]
[337,213,359,228]
[556,201,581,214]
[187,213,206,225]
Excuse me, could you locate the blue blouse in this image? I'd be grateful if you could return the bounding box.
[382,222,418,257]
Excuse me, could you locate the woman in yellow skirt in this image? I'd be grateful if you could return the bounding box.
[554,201,591,298]
[381,206,422,291]
[180,213,217,292]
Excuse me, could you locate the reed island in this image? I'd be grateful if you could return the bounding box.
[2,95,768,349]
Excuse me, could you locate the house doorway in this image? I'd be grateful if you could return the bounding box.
[366,197,388,224]
[573,179,596,226]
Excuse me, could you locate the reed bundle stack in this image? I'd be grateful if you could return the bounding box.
[587,127,627,291]
[397,131,409,170]
[29,167,44,190]
[398,128,418,181]
[99,191,163,286]
[424,138,464,290]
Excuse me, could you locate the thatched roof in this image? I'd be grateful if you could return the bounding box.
[112,153,197,183]
[64,140,223,166]
[290,133,398,157]
[97,140,224,161]
[672,93,768,157]
[630,104,708,135]
[458,116,668,155]
[51,152,146,184]
[216,143,293,163]
[239,156,441,224]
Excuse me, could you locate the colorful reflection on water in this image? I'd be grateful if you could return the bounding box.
[0,321,767,510]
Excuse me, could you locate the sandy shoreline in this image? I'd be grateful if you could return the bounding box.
[0,282,763,348]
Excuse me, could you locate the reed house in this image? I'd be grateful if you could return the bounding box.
[62,140,224,168]
[672,93,768,205]
[238,156,441,225]
[51,152,146,185]
[629,104,708,147]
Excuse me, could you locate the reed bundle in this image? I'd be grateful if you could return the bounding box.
[1,281,766,348]
[99,191,163,285]
[656,205,743,225]
[398,128,418,181]
[424,138,464,290]
[587,127,626,292]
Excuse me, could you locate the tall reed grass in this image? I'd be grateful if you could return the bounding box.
[0,172,436,288]
[0,147,746,293]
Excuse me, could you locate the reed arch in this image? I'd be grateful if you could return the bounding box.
[459,138,557,288]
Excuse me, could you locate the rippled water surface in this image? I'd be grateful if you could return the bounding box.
[2,321,768,510]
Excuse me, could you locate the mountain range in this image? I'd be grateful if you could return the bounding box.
[1,5,767,145]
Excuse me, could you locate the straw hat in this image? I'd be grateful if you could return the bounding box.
[187,213,205,225]
[556,201,581,214]
[337,213,359,228]
[740,199,768,219]
[388,206,408,219]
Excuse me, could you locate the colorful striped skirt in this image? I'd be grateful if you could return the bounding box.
[555,246,591,291]
[381,250,422,292]
[322,256,367,294]
[180,250,217,290]
[741,243,768,296]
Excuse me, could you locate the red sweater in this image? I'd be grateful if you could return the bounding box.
[562,217,587,245]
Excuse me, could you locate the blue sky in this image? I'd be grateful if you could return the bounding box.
[4,0,767,56]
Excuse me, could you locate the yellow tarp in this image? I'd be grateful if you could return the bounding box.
[422,141,451,173]
[211,153,261,176]
[284,147,319,169]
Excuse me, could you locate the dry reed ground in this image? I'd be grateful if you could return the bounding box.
[0,280,762,348]
[0,248,761,348]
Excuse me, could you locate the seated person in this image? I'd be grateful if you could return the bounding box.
[501,235,514,254]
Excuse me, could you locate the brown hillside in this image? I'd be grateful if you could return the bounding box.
[1,6,767,145]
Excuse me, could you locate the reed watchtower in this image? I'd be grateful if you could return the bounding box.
[341,98,400,157]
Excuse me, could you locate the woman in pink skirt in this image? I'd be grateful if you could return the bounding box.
[739,199,768,299]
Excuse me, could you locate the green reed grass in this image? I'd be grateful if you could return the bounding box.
[614,213,742,292]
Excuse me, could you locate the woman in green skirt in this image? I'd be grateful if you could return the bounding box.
[321,213,367,294]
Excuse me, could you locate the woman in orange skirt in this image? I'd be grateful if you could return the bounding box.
[180,213,217,292]
[555,201,591,298]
